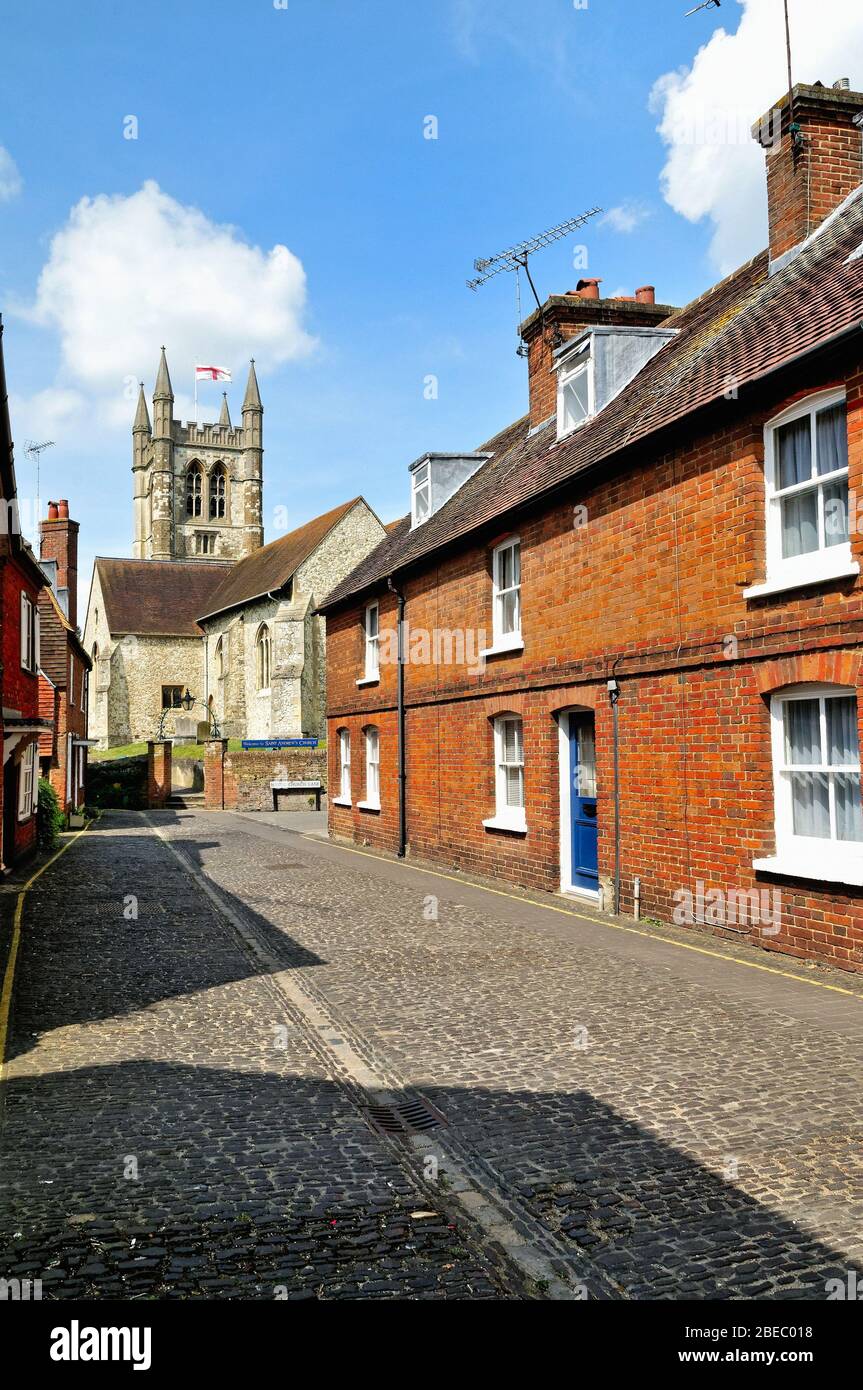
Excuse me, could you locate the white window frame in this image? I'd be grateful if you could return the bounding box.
[753,684,863,885]
[411,460,431,528]
[20,592,37,673]
[357,600,380,685]
[483,714,527,834]
[483,536,524,657]
[556,342,594,440]
[744,389,858,599]
[18,743,37,821]
[359,726,380,811]
[333,728,351,806]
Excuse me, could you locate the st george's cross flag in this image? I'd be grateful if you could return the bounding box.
[195,365,232,382]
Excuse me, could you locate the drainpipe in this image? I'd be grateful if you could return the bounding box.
[387,576,407,857]
[607,677,621,914]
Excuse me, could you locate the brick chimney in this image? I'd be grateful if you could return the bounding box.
[520,281,677,428]
[40,497,79,627]
[753,80,863,267]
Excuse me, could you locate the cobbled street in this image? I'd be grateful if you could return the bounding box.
[2,807,863,1301]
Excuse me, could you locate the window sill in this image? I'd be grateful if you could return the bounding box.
[482,814,527,835]
[358,800,381,813]
[743,555,859,600]
[355,676,380,687]
[753,852,863,887]
[479,636,525,660]
[331,796,351,808]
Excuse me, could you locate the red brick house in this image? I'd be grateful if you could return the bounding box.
[0,318,53,869]
[321,82,863,973]
[37,500,91,817]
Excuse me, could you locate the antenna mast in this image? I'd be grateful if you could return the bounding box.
[24,439,55,545]
[467,207,602,356]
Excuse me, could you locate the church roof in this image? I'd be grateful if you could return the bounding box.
[95,557,233,637]
[197,498,363,622]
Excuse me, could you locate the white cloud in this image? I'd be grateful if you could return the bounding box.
[0,145,22,201]
[600,202,651,234]
[650,0,863,273]
[25,180,315,393]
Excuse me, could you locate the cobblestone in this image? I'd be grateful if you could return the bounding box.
[3,807,863,1300]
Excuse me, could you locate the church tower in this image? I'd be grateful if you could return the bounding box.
[132,351,264,561]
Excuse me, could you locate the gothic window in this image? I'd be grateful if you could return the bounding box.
[195,532,217,555]
[214,636,224,680]
[256,624,271,691]
[210,463,227,520]
[186,462,203,517]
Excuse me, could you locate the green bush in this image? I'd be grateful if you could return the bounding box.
[37,778,64,851]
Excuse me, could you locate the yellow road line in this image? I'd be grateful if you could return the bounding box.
[0,826,89,1082]
[303,835,863,1003]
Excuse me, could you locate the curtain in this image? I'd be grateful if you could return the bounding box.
[827,696,859,765]
[784,699,821,764]
[816,404,848,476]
[781,492,818,557]
[790,772,830,837]
[777,415,811,488]
[823,481,849,548]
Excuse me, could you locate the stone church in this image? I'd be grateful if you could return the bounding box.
[84,350,385,747]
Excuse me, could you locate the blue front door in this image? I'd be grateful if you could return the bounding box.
[569,716,598,891]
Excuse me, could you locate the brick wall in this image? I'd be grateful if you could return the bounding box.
[326,348,863,972]
[204,741,327,811]
[755,84,863,262]
[147,741,172,809]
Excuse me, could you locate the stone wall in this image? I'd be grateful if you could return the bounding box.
[201,499,387,743]
[204,740,327,812]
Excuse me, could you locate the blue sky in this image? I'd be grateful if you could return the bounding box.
[1,0,860,610]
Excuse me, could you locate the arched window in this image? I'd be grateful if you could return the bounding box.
[214,636,224,680]
[256,624,271,690]
[186,462,203,517]
[363,726,380,809]
[209,462,227,520]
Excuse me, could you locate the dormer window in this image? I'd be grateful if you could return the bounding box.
[412,461,431,527]
[409,452,492,528]
[555,326,676,442]
[557,343,592,437]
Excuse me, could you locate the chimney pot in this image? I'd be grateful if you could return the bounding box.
[57,499,69,518]
[575,277,602,300]
[635,285,656,304]
[47,501,59,520]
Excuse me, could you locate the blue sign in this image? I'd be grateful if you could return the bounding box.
[241,738,319,749]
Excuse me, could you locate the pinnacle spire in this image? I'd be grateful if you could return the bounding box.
[153,345,173,401]
[242,358,262,412]
[218,392,232,428]
[133,381,151,433]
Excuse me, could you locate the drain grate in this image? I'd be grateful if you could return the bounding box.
[366,1097,446,1138]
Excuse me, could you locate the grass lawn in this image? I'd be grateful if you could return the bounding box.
[90,738,325,762]
[91,740,245,762]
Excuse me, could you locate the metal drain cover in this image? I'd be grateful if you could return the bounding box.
[366,1097,446,1137]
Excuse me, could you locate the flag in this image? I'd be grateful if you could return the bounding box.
[195,365,231,382]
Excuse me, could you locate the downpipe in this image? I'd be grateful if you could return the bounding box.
[607,677,621,915]
[387,576,407,858]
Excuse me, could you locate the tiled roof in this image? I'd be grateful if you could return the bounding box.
[321,187,863,612]
[38,583,91,685]
[196,498,363,622]
[96,557,233,637]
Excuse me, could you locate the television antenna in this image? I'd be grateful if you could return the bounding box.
[468,208,602,356]
[684,0,720,15]
[467,208,602,300]
[24,439,54,542]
